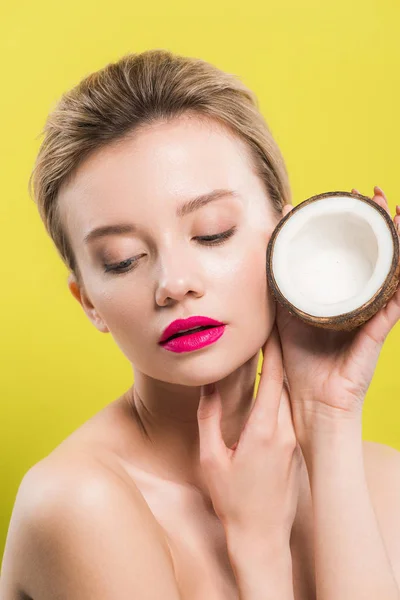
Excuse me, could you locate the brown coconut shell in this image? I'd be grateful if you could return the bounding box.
[266,191,400,331]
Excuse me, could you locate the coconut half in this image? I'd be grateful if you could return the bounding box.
[266,191,400,331]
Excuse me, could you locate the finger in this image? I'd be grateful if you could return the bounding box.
[258,324,284,429]
[197,383,228,468]
[238,324,284,449]
[277,382,297,446]
[371,186,391,216]
[358,283,400,347]
[352,187,390,217]
[374,185,389,205]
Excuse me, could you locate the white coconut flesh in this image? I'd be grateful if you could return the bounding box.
[272,195,395,317]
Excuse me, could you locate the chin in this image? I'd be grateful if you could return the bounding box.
[170,349,261,387]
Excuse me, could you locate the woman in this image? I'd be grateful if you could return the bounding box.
[1,49,400,600]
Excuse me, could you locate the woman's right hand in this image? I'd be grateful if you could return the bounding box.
[197,323,302,543]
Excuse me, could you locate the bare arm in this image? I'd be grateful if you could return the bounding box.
[1,461,182,600]
[225,531,294,600]
[301,416,400,600]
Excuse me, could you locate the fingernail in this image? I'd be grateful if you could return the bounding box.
[375,185,385,195]
[396,205,400,214]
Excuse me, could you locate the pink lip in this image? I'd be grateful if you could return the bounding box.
[160,324,226,353]
[159,315,225,344]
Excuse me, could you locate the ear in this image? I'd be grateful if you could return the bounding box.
[67,273,109,333]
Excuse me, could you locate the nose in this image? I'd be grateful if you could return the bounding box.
[155,248,204,306]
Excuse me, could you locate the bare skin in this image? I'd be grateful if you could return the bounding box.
[1,391,394,600]
[3,393,314,600]
[1,114,399,598]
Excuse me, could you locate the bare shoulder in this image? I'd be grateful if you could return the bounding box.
[362,439,400,587]
[0,450,179,600]
[362,439,400,504]
[362,439,400,480]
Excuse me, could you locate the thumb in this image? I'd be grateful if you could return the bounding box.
[197,383,227,467]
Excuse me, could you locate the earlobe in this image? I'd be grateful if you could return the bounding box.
[67,273,109,334]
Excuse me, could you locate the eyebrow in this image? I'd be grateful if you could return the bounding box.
[83,188,239,245]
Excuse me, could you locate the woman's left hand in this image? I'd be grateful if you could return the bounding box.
[275,187,400,426]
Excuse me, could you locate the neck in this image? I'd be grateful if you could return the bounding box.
[124,351,261,495]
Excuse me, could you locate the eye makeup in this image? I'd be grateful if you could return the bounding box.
[102,226,238,275]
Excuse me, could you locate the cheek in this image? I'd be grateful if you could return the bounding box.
[233,245,275,324]
[234,245,268,294]
[89,284,144,332]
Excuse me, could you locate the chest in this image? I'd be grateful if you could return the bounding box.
[167,516,315,600]
[168,520,316,600]
[127,467,316,600]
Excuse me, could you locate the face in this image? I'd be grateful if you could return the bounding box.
[60,114,281,386]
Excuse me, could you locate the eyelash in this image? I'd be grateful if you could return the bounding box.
[103,226,237,275]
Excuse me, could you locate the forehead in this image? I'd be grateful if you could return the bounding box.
[58,114,266,244]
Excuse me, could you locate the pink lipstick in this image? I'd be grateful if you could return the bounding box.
[159,316,226,353]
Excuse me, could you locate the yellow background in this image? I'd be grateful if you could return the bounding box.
[1,0,399,563]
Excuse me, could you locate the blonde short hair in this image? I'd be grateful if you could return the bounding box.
[29,49,292,285]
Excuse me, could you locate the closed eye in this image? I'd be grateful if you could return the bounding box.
[195,226,237,246]
[103,226,237,275]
